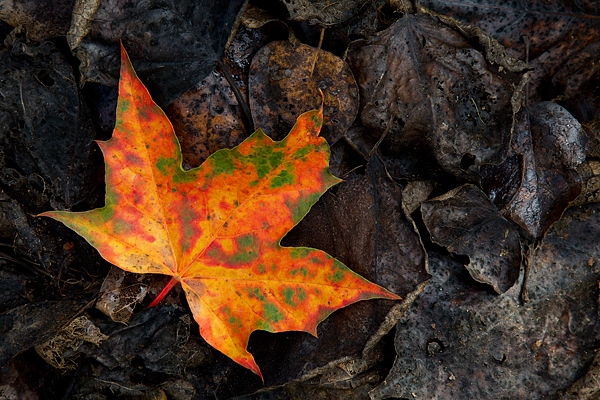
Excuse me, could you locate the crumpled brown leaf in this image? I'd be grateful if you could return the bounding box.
[249,40,359,143]
[347,12,527,180]
[73,0,245,106]
[371,203,600,399]
[422,184,521,293]
[0,0,74,40]
[482,102,586,240]
[420,0,600,102]
[282,0,385,26]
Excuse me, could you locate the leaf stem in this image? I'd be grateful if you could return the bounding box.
[217,59,254,134]
[148,276,179,307]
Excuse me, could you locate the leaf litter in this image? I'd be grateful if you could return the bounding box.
[1,2,600,399]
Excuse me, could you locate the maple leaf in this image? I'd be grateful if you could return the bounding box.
[40,44,400,379]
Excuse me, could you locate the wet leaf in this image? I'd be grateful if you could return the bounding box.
[421,184,521,293]
[73,305,212,398]
[249,40,359,143]
[74,0,245,106]
[420,0,600,102]
[372,203,600,399]
[40,45,399,379]
[282,0,385,26]
[0,300,87,366]
[347,12,526,180]
[483,102,586,239]
[0,0,74,40]
[0,35,100,212]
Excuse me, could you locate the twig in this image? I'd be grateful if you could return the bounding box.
[309,27,325,78]
[369,115,394,158]
[217,59,255,134]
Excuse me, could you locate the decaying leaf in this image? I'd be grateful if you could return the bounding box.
[420,0,600,102]
[249,40,359,143]
[483,102,586,240]
[40,44,399,379]
[0,35,100,212]
[95,266,150,324]
[282,0,385,26]
[421,184,521,293]
[372,203,600,399]
[35,315,108,369]
[0,0,74,40]
[347,12,525,180]
[0,300,87,366]
[73,0,245,106]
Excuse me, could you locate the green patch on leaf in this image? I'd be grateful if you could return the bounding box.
[112,217,133,235]
[98,205,115,222]
[210,150,236,176]
[292,146,312,160]
[263,302,284,324]
[290,266,309,277]
[229,234,259,264]
[290,248,311,259]
[328,259,346,283]
[270,167,295,188]
[173,168,198,184]
[291,193,321,224]
[118,99,131,113]
[155,156,174,176]
[244,146,285,180]
[282,287,307,307]
[247,287,266,301]
[282,287,295,306]
[222,307,243,332]
[297,287,306,302]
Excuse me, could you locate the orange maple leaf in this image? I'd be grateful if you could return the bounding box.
[40,44,400,379]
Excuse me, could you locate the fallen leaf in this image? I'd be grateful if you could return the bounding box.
[346,12,526,180]
[73,0,246,106]
[0,300,87,366]
[0,0,74,40]
[40,44,399,379]
[419,0,600,102]
[0,35,100,212]
[35,315,108,369]
[95,266,150,324]
[249,40,359,143]
[482,102,586,239]
[421,184,521,293]
[214,156,429,392]
[372,203,600,398]
[282,0,385,27]
[166,22,288,168]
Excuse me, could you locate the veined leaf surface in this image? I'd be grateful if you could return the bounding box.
[40,44,400,379]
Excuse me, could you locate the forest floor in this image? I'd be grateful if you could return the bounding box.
[1,1,599,399]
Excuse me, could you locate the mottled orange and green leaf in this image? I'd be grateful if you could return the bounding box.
[40,44,400,379]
